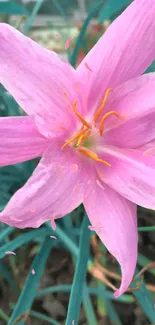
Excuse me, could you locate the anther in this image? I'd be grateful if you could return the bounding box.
[99,111,119,136]
[72,101,92,129]
[94,88,112,126]
[78,147,111,166]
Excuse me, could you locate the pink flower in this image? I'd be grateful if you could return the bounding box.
[0,0,155,297]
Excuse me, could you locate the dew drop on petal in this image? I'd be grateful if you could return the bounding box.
[32,269,35,275]
[50,236,57,239]
[70,164,78,172]
[84,62,93,72]
[51,217,56,231]
[96,179,105,190]
[65,36,73,49]
[5,251,16,255]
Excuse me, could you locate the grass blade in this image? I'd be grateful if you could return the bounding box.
[0,227,50,259]
[66,216,91,325]
[70,0,104,67]
[8,237,53,325]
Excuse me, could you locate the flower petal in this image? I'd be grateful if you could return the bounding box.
[77,0,155,113]
[96,145,155,210]
[0,116,50,166]
[0,24,82,138]
[84,180,137,297]
[0,143,89,228]
[103,73,155,148]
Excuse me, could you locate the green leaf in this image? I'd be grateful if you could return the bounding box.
[0,227,51,259]
[132,275,155,323]
[30,311,61,325]
[0,226,14,242]
[83,287,97,325]
[66,216,91,325]
[138,254,155,276]
[70,0,104,67]
[0,1,27,15]
[145,60,155,73]
[98,0,132,22]
[37,284,134,303]
[0,261,18,293]
[138,226,155,232]
[8,237,53,325]
[24,0,44,34]
[106,300,123,325]
[0,308,9,322]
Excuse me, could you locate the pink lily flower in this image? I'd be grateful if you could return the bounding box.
[0,0,155,297]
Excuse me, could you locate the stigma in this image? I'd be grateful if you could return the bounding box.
[61,88,119,165]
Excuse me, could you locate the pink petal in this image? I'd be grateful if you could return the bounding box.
[103,73,155,148]
[84,181,137,297]
[77,0,155,113]
[0,116,50,166]
[5,251,16,255]
[32,269,35,275]
[0,24,82,138]
[0,142,90,228]
[96,145,155,210]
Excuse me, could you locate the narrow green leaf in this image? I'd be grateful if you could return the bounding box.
[138,226,155,232]
[24,0,44,34]
[70,0,104,67]
[83,287,97,325]
[8,237,53,325]
[0,261,18,293]
[106,300,123,325]
[132,275,155,323]
[0,226,14,242]
[145,60,155,73]
[46,222,79,257]
[36,285,134,303]
[0,227,51,259]
[138,254,155,276]
[66,216,91,325]
[0,308,9,322]
[98,0,131,22]
[30,311,61,325]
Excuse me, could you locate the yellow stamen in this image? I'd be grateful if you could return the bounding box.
[99,111,119,136]
[61,130,85,150]
[78,147,111,166]
[72,101,92,129]
[76,130,91,147]
[94,88,112,126]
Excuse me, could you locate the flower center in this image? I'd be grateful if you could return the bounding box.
[61,88,119,165]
